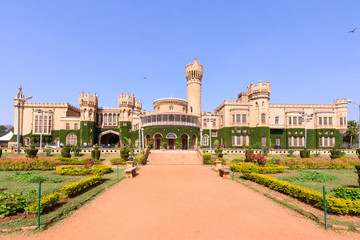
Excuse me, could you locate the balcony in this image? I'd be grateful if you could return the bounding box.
[141,113,200,128]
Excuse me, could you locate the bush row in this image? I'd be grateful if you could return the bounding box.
[244,173,360,215]
[229,163,285,174]
[56,165,112,175]
[55,157,101,165]
[0,158,61,171]
[27,192,61,214]
[280,158,360,170]
[60,175,103,198]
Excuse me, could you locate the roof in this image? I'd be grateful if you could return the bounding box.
[0,131,13,141]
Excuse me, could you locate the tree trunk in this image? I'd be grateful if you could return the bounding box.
[350,135,353,148]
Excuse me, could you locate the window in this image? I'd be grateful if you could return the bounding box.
[242,135,247,145]
[261,114,266,123]
[262,101,264,107]
[256,102,258,108]
[299,137,303,146]
[288,117,292,125]
[190,107,193,112]
[293,116,297,125]
[329,137,334,147]
[340,117,343,126]
[44,116,47,134]
[213,119,216,127]
[275,116,279,125]
[242,114,246,123]
[236,114,240,123]
[262,137,266,146]
[293,137,298,146]
[232,114,235,123]
[324,117,327,125]
[66,123,70,130]
[203,119,207,127]
[276,138,280,146]
[169,106,173,112]
[35,116,39,134]
[324,137,328,147]
[298,117,302,124]
[329,117,333,125]
[66,133,77,145]
[319,117,322,125]
[203,135,209,146]
[232,135,248,146]
[74,123,79,130]
[288,137,292,146]
[212,131,217,137]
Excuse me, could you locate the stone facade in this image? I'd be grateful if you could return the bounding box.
[10,58,348,149]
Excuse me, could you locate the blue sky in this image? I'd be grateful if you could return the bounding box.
[0,0,359,125]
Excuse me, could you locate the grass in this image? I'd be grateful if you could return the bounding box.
[269,169,359,195]
[0,171,89,196]
[0,170,125,231]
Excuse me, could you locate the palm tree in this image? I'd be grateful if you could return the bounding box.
[346,120,359,147]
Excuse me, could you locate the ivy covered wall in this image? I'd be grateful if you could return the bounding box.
[80,121,96,146]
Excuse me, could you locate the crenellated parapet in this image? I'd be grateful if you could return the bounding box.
[247,80,271,100]
[118,93,136,108]
[79,92,98,108]
[269,103,335,108]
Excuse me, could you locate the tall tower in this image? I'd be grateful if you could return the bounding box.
[79,91,98,145]
[185,58,203,116]
[247,80,271,127]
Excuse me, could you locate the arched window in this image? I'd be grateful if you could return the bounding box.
[275,116,279,125]
[203,119,207,126]
[104,113,108,124]
[190,107,193,112]
[89,109,93,120]
[74,123,79,130]
[262,101,265,107]
[66,133,77,145]
[213,119,216,126]
[256,102,258,108]
[66,123,70,130]
[109,113,112,124]
[261,113,266,123]
[169,106,173,112]
[203,134,209,146]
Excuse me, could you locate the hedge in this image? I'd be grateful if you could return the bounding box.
[27,192,61,214]
[56,165,112,175]
[244,173,360,215]
[229,163,285,174]
[60,175,102,198]
[55,157,101,165]
[203,154,211,164]
[110,158,127,165]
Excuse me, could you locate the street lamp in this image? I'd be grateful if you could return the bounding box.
[16,85,32,154]
[35,109,52,153]
[204,115,215,152]
[347,99,360,148]
[299,112,314,149]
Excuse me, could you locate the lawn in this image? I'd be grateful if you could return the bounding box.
[268,169,359,194]
[0,171,89,196]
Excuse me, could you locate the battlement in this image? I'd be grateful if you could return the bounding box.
[23,102,80,111]
[118,93,136,107]
[269,103,335,108]
[79,91,98,107]
[185,58,203,80]
[334,98,348,104]
[201,111,218,116]
[247,80,271,94]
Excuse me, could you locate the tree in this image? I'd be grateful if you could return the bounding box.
[346,120,359,147]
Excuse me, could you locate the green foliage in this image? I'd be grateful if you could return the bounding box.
[300,149,310,158]
[72,147,81,157]
[288,150,294,157]
[138,156,145,165]
[356,165,360,186]
[120,146,130,161]
[283,170,336,183]
[245,149,254,162]
[80,121,96,146]
[6,172,63,183]
[202,154,212,164]
[244,173,360,215]
[270,158,281,165]
[330,148,344,159]
[60,175,102,198]
[61,145,72,158]
[45,148,52,157]
[331,186,360,200]
[230,158,244,164]
[27,192,61,214]
[110,158,127,165]
[218,157,226,164]
[91,149,101,160]
[0,190,35,218]
[25,146,38,158]
[356,149,360,159]
[229,163,285,174]
[0,149,3,158]
[56,165,112,175]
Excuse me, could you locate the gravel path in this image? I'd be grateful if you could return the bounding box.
[4,164,359,240]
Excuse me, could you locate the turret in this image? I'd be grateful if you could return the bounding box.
[247,81,271,127]
[118,93,142,121]
[185,58,203,116]
[79,91,98,122]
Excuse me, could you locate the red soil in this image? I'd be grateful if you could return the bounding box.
[4,163,360,240]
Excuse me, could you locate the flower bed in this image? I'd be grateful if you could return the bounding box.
[55,157,101,165]
[243,173,360,215]
[280,158,360,170]
[56,165,112,176]
[0,158,61,171]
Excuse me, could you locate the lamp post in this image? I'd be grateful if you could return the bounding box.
[35,109,52,153]
[141,127,144,149]
[204,115,215,152]
[347,99,360,148]
[300,113,314,149]
[16,85,32,154]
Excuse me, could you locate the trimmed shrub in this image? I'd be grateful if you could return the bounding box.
[56,165,112,175]
[245,149,254,162]
[230,159,244,164]
[45,148,52,157]
[91,148,101,160]
[120,147,130,161]
[61,146,71,158]
[72,147,81,157]
[300,149,310,158]
[60,175,102,198]
[330,148,344,159]
[110,158,127,165]
[27,192,61,214]
[229,163,285,174]
[244,173,360,215]
[203,154,212,164]
[239,163,259,174]
[55,157,101,165]
[288,150,294,157]
[25,146,38,158]
[356,148,360,159]
[218,157,226,164]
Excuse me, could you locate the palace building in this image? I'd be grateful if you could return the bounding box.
[10,58,348,149]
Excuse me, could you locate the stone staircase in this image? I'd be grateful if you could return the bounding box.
[147,150,202,165]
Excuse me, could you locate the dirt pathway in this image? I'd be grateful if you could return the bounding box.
[4,164,360,240]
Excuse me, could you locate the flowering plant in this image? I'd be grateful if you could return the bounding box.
[249,153,267,166]
[0,158,61,171]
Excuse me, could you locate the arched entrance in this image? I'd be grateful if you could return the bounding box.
[180,134,188,150]
[154,133,163,149]
[99,130,119,147]
[166,133,177,150]
[192,134,197,149]
[145,134,151,146]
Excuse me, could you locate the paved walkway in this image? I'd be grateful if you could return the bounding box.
[5,159,359,239]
